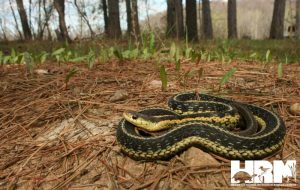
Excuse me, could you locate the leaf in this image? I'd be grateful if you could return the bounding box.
[159,65,168,91]
[220,67,237,87]
[40,52,49,64]
[11,55,19,63]
[112,48,123,61]
[277,62,283,79]
[70,56,87,62]
[142,48,150,59]
[131,48,139,59]
[207,53,211,62]
[64,50,72,61]
[3,56,10,64]
[65,68,78,84]
[170,43,176,58]
[87,50,95,69]
[52,48,65,56]
[11,48,16,58]
[185,47,192,58]
[0,51,3,64]
[265,50,271,62]
[149,32,155,53]
[250,52,257,58]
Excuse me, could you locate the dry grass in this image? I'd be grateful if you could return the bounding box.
[0,59,299,189]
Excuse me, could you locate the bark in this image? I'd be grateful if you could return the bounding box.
[227,0,237,39]
[131,0,140,39]
[107,0,121,38]
[174,0,184,39]
[166,0,175,38]
[125,0,132,36]
[186,0,198,41]
[53,0,71,41]
[296,0,300,38]
[16,0,32,40]
[198,1,202,38]
[39,0,53,40]
[0,19,8,41]
[29,0,33,37]
[37,0,42,38]
[10,0,23,39]
[74,0,95,38]
[270,0,286,39]
[102,0,109,35]
[202,0,213,39]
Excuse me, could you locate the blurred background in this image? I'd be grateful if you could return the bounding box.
[0,0,297,41]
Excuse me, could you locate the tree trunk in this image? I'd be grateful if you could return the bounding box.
[166,0,175,38]
[174,0,184,39]
[10,0,23,39]
[53,0,71,41]
[74,0,95,38]
[202,0,213,39]
[0,20,8,41]
[131,0,140,39]
[270,0,286,39]
[16,0,32,40]
[227,0,237,39]
[125,0,132,36]
[186,0,198,41]
[37,0,42,39]
[296,0,300,38]
[107,0,121,38]
[102,0,109,35]
[39,0,53,40]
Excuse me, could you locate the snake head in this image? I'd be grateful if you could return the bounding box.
[123,111,158,131]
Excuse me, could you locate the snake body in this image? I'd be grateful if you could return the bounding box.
[116,92,286,160]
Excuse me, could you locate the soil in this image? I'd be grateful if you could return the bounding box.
[0,59,299,189]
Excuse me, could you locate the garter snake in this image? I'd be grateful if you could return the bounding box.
[116,92,286,160]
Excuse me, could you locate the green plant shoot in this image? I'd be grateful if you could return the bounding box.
[159,65,168,91]
[220,67,237,87]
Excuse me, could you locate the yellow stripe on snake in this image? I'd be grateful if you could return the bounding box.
[116,92,286,160]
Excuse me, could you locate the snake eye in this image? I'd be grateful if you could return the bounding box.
[132,115,138,120]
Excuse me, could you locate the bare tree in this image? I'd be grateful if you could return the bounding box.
[131,0,140,39]
[29,0,33,37]
[166,0,175,38]
[175,0,184,39]
[9,0,23,39]
[37,0,42,38]
[270,0,286,39]
[53,0,71,41]
[202,0,213,39]
[186,0,198,41]
[102,0,109,35]
[107,0,121,38]
[74,0,95,38]
[39,0,53,40]
[16,0,32,40]
[0,19,8,41]
[125,0,132,36]
[228,0,237,39]
[296,0,300,38]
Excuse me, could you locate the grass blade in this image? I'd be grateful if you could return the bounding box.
[159,65,168,91]
[277,62,283,79]
[220,67,237,87]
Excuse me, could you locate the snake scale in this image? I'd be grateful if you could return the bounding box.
[116,92,286,161]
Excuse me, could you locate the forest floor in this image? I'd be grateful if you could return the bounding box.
[0,54,300,189]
